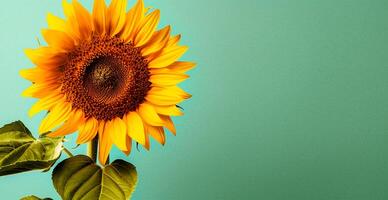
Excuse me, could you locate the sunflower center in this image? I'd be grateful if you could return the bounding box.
[62,35,150,120]
[88,60,118,90]
[84,57,123,103]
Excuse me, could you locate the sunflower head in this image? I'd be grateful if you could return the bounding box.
[20,0,194,164]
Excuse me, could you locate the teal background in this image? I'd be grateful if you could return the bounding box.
[1,0,388,199]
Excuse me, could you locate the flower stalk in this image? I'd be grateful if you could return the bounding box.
[87,136,98,163]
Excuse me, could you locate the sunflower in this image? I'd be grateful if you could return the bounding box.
[20,0,194,164]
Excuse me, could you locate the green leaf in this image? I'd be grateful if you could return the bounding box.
[0,121,63,176]
[52,155,138,200]
[20,195,53,200]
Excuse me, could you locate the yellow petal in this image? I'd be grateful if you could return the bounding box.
[39,101,72,134]
[62,0,80,40]
[76,117,99,144]
[146,34,181,61]
[72,0,93,39]
[145,94,184,106]
[134,10,160,47]
[150,61,196,74]
[146,86,190,106]
[144,131,150,150]
[42,29,74,51]
[153,105,184,116]
[22,82,60,98]
[122,0,145,42]
[171,86,192,98]
[20,67,58,83]
[108,0,127,36]
[148,46,188,69]
[125,112,146,145]
[28,91,63,117]
[147,34,181,62]
[49,109,85,137]
[147,34,181,60]
[138,103,164,126]
[146,125,165,145]
[109,117,128,151]
[166,34,181,47]
[168,61,196,73]
[150,74,189,86]
[141,26,170,56]
[150,86,191,99]
[47,13,67,33]
[160,115,176,135]
[92,0,107,34]
[25,47,66,70]
[98,121,113,165]
[123,135,132,156]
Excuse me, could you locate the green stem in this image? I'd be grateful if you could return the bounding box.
[63,147,74,157]
[87,136,98,162]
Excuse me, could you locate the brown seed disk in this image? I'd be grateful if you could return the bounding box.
[61,35,150,120]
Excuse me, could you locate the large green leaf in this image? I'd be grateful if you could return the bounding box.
[20,195,53,200]
[0,121,63,176]
[52,155,138,200]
